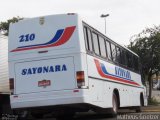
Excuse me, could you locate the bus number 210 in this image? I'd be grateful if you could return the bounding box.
[19,33,35,42]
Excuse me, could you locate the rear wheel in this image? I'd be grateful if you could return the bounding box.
[136,94,144,113]
[136,104,142,112]
[110,93,118,116]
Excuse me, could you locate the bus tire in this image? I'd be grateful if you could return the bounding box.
[110,93,118,116]
[136,93,144,113]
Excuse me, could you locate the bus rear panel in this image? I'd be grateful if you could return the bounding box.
[9,14,89,111]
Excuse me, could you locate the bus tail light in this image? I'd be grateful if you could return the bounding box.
[76,71,85,88]
[9,78,14,94]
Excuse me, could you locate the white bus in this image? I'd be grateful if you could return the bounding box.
[9,14,147,119]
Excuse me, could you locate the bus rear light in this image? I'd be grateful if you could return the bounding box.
[9,78,14,90]
[76,71,85,88]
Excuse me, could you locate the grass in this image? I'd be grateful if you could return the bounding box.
[148,97,160,105]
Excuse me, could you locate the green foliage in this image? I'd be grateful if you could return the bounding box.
[0,16,23,36]
[129,25,160,75]
[148,97,160,105]
[129,25,160,99]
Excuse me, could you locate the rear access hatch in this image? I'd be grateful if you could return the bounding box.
[14,57,76,94]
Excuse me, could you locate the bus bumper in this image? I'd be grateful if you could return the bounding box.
[10,89,88,109]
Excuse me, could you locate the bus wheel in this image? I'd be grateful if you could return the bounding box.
[136,103,142,112]
[110,93,118,116]
[136,94,143,113]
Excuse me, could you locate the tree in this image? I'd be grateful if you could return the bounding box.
[129,25,160,100]
[0,16,23,36]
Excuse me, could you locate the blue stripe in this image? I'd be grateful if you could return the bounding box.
[101,63,109,74]
[18,29,64,48]
[101,63,133,81]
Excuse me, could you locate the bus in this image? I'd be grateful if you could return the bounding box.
[9,14,147,119]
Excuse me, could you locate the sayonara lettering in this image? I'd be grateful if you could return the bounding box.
[21,64,67,75]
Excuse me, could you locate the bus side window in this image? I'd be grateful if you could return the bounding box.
[92,32,100,55]
[106,41,112,60]
[87,29,93,52]
[126,52,133,69]
[133,56,139,72]
[116,47,121,64]
[99,35,107,58]
[121,49,127,66]
[83,26,93,52]
[111,43,116,62]
[83,27,89,50]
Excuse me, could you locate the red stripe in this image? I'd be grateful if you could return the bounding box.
[94,59,140,86]
[11,26,76,52]
[52,26,76,46]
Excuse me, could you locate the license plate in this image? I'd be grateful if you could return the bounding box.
[38,80,51,87]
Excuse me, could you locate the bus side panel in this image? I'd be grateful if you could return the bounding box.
[86,55,112,108]
[86,55,145,108]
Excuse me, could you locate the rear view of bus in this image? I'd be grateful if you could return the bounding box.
[9,14,89,117]
[9,14,147,119]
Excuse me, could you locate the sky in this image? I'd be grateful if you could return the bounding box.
[0,0,160,45]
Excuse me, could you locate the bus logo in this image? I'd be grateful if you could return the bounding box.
[39,17,45,25]
[94,59,140,86]
[11,26,76,52]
